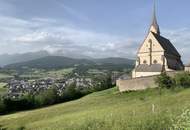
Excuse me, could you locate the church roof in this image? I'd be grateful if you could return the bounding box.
[135,64,163,72]
[151,2,160,34]
[152,32,181,57]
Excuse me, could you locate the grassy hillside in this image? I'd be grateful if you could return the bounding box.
[0,87,190,130]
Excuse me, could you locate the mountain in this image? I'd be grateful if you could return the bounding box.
[0,51,134,67]
[94,57,134,65]
[4,56,134,70]
[0,51,50,67]
[4,56,94,70]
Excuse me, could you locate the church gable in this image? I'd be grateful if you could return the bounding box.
[138,32,164,54]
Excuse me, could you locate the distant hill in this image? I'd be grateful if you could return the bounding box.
[4,56,134,70]
[4,56,94,70]
[94,57,134,65]
[0,51,135,68]
[0,51,50,66]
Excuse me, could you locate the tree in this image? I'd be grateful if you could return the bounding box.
[155,72,174,89]
[34,88,58,107]
[0,98,6,114]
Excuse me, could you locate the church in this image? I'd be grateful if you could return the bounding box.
[132,4,184,78]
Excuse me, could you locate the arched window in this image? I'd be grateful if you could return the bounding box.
[143,60,147,64]
[153,60,158,64]
[137,57,140,65]
[148,39,152,44]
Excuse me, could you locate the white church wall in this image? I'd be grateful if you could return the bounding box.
[133,72,161,78]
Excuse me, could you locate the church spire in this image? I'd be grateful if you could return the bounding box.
[150,0,160,35]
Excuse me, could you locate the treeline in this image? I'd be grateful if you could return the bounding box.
[155,72,190,89]
[0,75,112,115]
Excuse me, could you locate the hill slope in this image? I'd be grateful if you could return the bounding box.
[93,57,134,65]
[4,56,134,70]
[0,51,49,66]
[4,56,94,70]
[0,87,190,130]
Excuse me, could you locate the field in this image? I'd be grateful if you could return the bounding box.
[0,73,13,80]
[0,87,190,130]
[0,83,7,96]
[19,68,74,79]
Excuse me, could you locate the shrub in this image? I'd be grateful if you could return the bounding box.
[0,98,6,114]
[174,72,190,88]
[155,72,174,89]
[60,83,83,101]
[34,88,58,107]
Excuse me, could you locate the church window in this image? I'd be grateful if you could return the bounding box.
[143,60,147,64]
[153,60,157,64]
[148,39,152,44]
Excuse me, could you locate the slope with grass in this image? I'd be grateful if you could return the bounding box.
[0,87,190,130]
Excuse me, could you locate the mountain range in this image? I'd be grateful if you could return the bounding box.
[0,51,134,70]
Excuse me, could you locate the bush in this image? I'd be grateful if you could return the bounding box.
[34,88,58,107]
[60,83,84,101]
[155,72,174,89]
[174,72,190,88]
[0,98,6,114]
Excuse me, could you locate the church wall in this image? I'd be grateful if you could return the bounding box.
[132,71,161,78]
[118,71,184,92]
[138,32,163,53]
[117,76,156,92]
[185,67,190,72]
[137,32,164,66]
[137,52,164,65]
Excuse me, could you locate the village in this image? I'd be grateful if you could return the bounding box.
[5,75,94,99]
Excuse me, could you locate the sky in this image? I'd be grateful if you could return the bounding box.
[0,0,190,62]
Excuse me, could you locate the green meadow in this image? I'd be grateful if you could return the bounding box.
[19,68,74,79]
[0,87,190,130]
[0,73,13,80]
[0,83,7,96]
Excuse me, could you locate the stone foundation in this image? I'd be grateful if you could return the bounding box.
[117,76,156,92]
[117,71,184,92]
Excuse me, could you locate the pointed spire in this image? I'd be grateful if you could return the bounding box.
[150,0,160,35]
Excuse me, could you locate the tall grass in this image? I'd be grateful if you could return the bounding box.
[0,87,190,130]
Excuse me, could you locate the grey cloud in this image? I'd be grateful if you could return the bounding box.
[162,28,190,63]
[0,15,139,59]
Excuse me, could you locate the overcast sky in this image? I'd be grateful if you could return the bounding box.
[0,0,190,62]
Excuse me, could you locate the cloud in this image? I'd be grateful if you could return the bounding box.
[0,13,190,62]
[0,14,139,59]
[162,28,190,63]
[0,0,189,62]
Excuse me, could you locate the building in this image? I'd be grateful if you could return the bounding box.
[132,4,184,78]
[185,64,190,72]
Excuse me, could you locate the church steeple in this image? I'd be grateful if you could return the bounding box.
[150,0,160,35]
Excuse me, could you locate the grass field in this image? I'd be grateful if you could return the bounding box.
[0,83,7,96]
[46,68,74,78]
[0,87,190,130]
[20,68,74,79]
[0,73,13,80]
